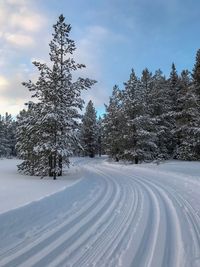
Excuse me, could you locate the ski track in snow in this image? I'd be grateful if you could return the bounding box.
[0,158,200,267]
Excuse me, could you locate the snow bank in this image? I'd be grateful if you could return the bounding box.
[0,159,82,214]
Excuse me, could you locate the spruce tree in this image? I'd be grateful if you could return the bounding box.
[81,100,97,158]
[103,85,123,161]
[0,113,16,158]
[175,70,200,159]
[16,15,96,178]
[0,117,6,157]
[121,69,150,163]
[192,49,200,99]
[96,116,103,157]
[151,69,175,159]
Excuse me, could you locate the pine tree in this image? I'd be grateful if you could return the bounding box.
[16,104,40,175]
[121,69,150,163]
[103,85,123,161]
[192,49,200,99]
[96,116,103,157]
[175,70,200,159]
[0,113,16,158]
[0,117,6,157]
[174,50,200,160]
[81,100,97,158]
[167,63,180,156]
[150,69,175,159]
[16,15,96,178]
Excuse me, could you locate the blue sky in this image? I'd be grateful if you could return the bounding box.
[0,0,200,116]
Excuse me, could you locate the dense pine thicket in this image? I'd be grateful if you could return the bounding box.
[16,15,96,178]
[0,113,16,158]
[103,50,200,163]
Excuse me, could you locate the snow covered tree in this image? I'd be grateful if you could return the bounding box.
[174,50,200,160]
[96,116,103,157]
[0,117,6,157]
[81,100,97,158]
[175,70,200,159]
[0,113,16,158]
[16,103,41,175]
[167,63,181,155]
[149,69,174,159]
[16,15,96,178]
[120,69,157,163]
[103,85,124,161]
[192,49,200,99]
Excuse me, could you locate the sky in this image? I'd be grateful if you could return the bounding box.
[0,0,200,117]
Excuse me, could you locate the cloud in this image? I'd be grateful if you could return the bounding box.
[0,72,33,115]
[0,0,47,49]
[0,0,50,116]
[10,13,46,32]
[0,76,9,88]
[5,33,35,47]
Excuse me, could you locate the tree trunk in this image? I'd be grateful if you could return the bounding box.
[53,153,57,180]
[49,154,53,177]
[58,155,62,176]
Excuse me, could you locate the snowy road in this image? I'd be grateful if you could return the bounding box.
[0,158,200,267]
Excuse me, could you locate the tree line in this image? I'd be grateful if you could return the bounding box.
[103,52,200,163]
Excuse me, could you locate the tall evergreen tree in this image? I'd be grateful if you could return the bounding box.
[192,49,200,99]
[148,68,176,159]
[0,113,16,158]
[104,85,123,161]
[175,70,200,159]
[81,100,97,158]
[120,69,158,163]
[166,63,180,156]
[16,15,96,178]
[96,116,103,157]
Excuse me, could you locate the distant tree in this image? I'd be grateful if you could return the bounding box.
[16,104,40,175]
[16,15,96,179]
[0,113,16,158]
[121,69,157,163]
[103,85,124,161]
[174,70,200,159]
[81,100,97,158]
[96,116,103,157]
[149,69,174,159]
[174,50,200,160]
[0,117,6,157]
[192,49,200,99]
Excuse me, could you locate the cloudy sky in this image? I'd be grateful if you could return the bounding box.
[1,0,200,116]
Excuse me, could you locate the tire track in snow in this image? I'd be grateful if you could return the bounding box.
[0,168,111,267]
[99,163,196,267]
[19,167,119,267]
[135,173,200,266]
[69,167,138,267]
[40,167,123,267]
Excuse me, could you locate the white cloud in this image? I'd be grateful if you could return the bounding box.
[6,0,27,5]
[0,76,9,88]
[0,72,32,116]
[5,33,35,47]
[10,13,46,32]
[0,0,47,49]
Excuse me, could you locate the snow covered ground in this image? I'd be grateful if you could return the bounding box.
[0,159,82,214]
[0,157,200,267]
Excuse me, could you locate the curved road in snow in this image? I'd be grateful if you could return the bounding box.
[0,158,200,267]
